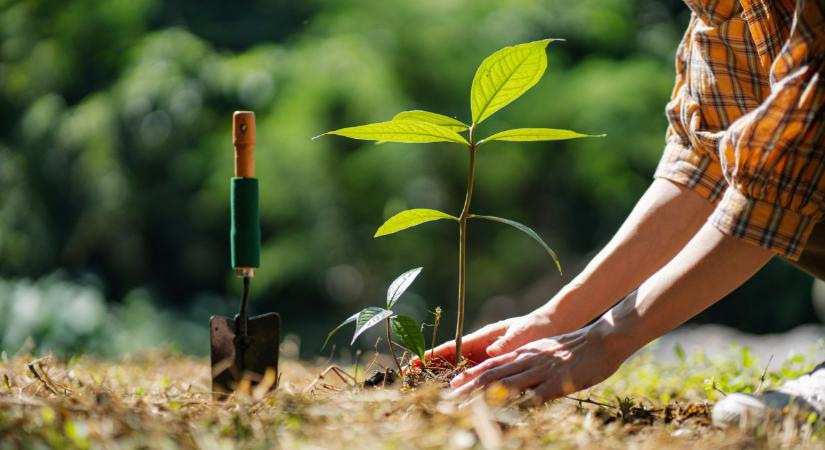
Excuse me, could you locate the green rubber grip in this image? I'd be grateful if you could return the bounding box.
[231,177,261,269]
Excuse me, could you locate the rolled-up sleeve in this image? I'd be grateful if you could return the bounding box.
[710,0,825,260]
[655,15,729,203]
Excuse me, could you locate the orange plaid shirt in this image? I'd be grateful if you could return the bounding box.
[655,0,825,260]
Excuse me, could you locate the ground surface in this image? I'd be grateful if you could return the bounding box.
[1,337,824,450]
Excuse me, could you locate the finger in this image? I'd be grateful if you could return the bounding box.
[410,340,455,368]
[421,340,456,364]
[451,357,530,396]
[486,327,530,357]
[423,322,508,365]
[497,367,547,394]
[530,373,580,405]
[450,352,518,388]
[529,381,562,405]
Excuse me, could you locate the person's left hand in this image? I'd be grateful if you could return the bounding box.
[449,323,629,403]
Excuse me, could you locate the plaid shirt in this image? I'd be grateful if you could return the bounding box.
[655,0,824,260]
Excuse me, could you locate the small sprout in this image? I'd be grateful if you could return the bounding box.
[324,268,427,375]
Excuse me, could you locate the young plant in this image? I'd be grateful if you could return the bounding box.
[324,267,427,374]
[319,39,604,364]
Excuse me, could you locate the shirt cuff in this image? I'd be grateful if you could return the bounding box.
[709,187,818,261]
[653,142,728,203]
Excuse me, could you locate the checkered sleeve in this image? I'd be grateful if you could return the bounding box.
[710,0,825,260]
[655,15,729,203]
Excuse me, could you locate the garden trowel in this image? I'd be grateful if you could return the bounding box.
[210,111,281,397]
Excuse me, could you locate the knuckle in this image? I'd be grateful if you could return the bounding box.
[498,378,515,389]
[477,373,494,385]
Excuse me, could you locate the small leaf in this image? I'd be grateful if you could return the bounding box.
[393,110,469,132]
[469,214,562,274]
[470,39,558,125]
[479,128,605,145]
[391,315,426,361]
[322,312,359,350]
[674,343,686,363]
[352,307,393,345]
[375,208,458,237]
[387,267,423,309]
[318,120,469,145]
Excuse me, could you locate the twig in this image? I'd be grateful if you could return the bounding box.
[756,354,774,393]
[303,365,357,395]
[565,395,617,409]
[26,358,67,396]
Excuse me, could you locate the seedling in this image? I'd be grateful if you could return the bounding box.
[319,39,604,364]
[324,267,427,374]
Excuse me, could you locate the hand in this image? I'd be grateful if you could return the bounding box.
[414,313,560,367]
[449,322,629,403]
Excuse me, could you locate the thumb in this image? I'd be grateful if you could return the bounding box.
[486,328,522,357]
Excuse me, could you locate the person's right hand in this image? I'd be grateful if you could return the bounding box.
[415,312,560,367]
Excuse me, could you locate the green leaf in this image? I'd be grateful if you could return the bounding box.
[391,315,426,361]
[392,110,469,132]
[470,39,557,125]
[375,208,458,237]
[322,312,359,350]
[318,120,469,145]
[352,307,393,345]
[479,128,605,145]
[387,267,423,309]
[674,343,686,363]
[469,214,562,274]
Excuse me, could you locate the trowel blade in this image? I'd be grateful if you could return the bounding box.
[210,312,281,397]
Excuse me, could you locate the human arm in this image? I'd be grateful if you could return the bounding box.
[449,221,773,399]
[422,178,715,365]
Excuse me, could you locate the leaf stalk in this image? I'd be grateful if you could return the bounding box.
[386,318,404,375]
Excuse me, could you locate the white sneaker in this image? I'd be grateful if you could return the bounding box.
[712,362,825,427]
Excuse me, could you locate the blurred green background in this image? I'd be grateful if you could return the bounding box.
[0,0,817,358]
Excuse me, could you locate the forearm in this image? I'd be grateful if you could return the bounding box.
[533,178,714,331]
[598,221,773,356]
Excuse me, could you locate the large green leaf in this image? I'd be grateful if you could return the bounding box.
[469,214,562,274]
[322,311,359,350]
[479,128,605,145]
[375,208,457,237]
[391,315,426,361]
[352,307,393,345]
[393,110,469,132]
[318,120,469,145]
[386,267,422,309]
[470,39,557,125]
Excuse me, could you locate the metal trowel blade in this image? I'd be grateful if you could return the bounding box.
[210,312,281,397]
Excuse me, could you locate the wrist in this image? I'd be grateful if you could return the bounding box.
[591,291,650,361]
[588,317,642,365]
[534,282,591,334]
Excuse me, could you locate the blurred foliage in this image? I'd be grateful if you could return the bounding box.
[0,274,230,356]
[0,0,817,356]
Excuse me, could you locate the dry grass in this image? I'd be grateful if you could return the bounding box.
[0,345,823,450]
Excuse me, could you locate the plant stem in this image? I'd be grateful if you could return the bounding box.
[428,308,440,365]
[454,126,478,366]
[386,318,403,375]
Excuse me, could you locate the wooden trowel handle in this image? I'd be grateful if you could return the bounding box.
[233,111,256,178]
